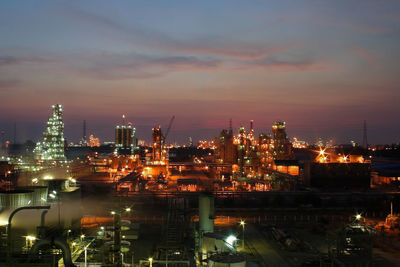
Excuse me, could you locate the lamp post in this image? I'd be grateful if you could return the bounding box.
[149,257,153,267]
[84,246,87,267]
[240,220,246,249]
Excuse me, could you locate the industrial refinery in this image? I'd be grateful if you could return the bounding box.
[2,1,400,266]
[0,104,399,267]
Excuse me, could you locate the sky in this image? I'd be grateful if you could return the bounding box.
[0,0,399,145]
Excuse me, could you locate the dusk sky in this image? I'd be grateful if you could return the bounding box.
[1,0,399,144]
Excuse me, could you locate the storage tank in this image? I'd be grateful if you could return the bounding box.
[0,190,33,211]
[16,186,48,205]
[208,252,246,267]
[199,193,214,233]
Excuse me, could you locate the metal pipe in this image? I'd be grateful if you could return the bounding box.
[30,236,74,267]
[41,209,48,226]
[7,205,50,264]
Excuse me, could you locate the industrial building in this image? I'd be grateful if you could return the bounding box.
[115,115,138,155]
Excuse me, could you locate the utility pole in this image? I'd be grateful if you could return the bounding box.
[83,120,87,144]
[362,120,368,149]
[13,122,16,144]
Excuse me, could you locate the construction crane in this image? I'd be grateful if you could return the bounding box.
[163,115,175,142]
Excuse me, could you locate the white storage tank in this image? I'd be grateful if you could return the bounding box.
[199,193,214,233]
[208,252,246,267]
[16,186,48,205]
[0,190,33,211]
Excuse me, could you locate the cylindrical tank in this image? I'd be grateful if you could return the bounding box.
[16,186,48,205]
[199,193,214,233]
[208,253,246,267]
[0,190,33,211]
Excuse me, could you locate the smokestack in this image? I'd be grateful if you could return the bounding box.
[13,123,16,144]
[83,120,86,142]
[0,130,4,149]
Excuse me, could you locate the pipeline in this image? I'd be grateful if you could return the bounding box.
[30,236,75,267]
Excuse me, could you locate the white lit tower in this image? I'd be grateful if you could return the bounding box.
[115,115,138,154]
[35,104,66,162]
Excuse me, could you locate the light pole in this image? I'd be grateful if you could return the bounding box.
[149,257,153,267]
[84,246,87,267]
[240,220,245,249]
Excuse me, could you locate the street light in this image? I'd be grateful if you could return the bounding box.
[84,245,88,267]
[239,220,245,249]
[25,235,36,249]
[225,235,237,249]
[148,257,153,267]
[355,214,362,221]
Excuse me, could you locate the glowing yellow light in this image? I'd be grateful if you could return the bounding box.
[26,235,36,241]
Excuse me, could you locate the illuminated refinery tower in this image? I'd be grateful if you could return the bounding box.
[152,126,167,164]
[115,115,137,154]
[35,104,66,163]
[216,128,235,164]
[271,121,292,160]
[259,133,274,168]
[234,121,258,178]
[236,126,247,178]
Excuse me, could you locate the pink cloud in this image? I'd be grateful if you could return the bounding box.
[352,45,378,67]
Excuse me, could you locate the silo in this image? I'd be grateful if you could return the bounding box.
[208,252,246,267]
[16,186,48,205]
[199,193,214,233]
[0,190,33,211]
